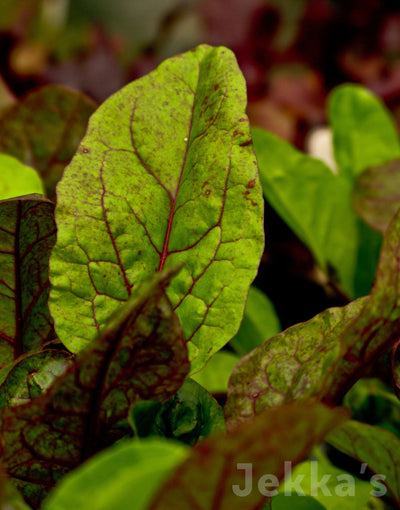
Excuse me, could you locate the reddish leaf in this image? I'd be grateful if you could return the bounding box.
[0,85,95,199]
[148,401,347,510]
[0,194,56,367]
[0,268,189,508]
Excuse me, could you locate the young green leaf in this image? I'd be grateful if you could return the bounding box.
[327,421,400,506]
[0,194,56,366]
[0,268,189,508]
[329,84,400,180]
[0,85,95,199]
[42,438,189,510]
[130,378,225,445]
[49,44,264,373]
[226,205,400,427]
[229,286,281,357]
[353,157,400,234]
[0,154,44,200]
[252,127,381,298]
[147,401,347,510]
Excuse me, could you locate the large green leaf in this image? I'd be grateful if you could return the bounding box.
[327,421,400,506]
[0,154,44,200]
[42,438,189,510]
[329,84,400,180]
[225,205,400,427]
[49,44,264,373]
[147,401,347,510]
[0,268,189,508]
[0,85,95,199]
[252,127,381,298]
[0,194,56,367]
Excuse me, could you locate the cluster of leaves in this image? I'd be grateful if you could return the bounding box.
[1,43,400,510]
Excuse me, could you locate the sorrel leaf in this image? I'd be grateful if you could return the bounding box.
[0,154,44,200]
[147,401,347,510]
[0,85,95,199]
[229,286,280,357]
[0,348,71,413]
[327,421,400,505]
[0,268,189,508]
[0,194,56,367]
[130,378,225,445]
[252,127,381,298]
[49,44,264,373]
[329,84,400,180]
[42,438,189,510]
[225,297,366,428]
[353,157,400,234]
[226,205,400,427]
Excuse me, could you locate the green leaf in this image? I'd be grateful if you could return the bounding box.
[191,350,239,394]
[147,401,347,510]
[353,158,400,234]
[0,268,189,508]
[329,84,400,180]
[226,202,400,426]
[271,494,325,509]
[49,44,264,373]
[42,438,189,510]
[0,194,56,366]
[252,127,381,298]
[0,85,95,199]
[327,421,400,506]
[229,286,281,357]
[0,154,44,200]
[130,378,225,445]
[0,463,31,510]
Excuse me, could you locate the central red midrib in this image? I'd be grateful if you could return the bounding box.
[158,81,198,272]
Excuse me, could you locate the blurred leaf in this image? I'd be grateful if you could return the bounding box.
[327,421,400,506]
[252,127,381,298]
[130,378,225,446]
[0,85,95,199]
[0,463,31,510]
[229,286,281,357]
[270,493,325,509]
[353,158,400,234]
[329,84,400,181]
[49,45,264,374]
[191,350,239,394]
[0,154,44,200]
[0,195,56,367]
[0,76,16,111]
[147,401,347,510]
[0,268,189,508]
[278,449,373,510]
[42,438,189,510]
[344,378,400,438]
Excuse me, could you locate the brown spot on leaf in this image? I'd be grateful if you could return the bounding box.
[82,148,90,154]
[247,179,256,188]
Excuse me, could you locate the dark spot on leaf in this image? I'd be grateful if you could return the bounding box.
[163,101,169,106]
[247,179,256,188]
[214,84,219,91]
[82,148,90,154]
[239,118,247,122]
[205,190,211,196]
[240,140,252,147]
